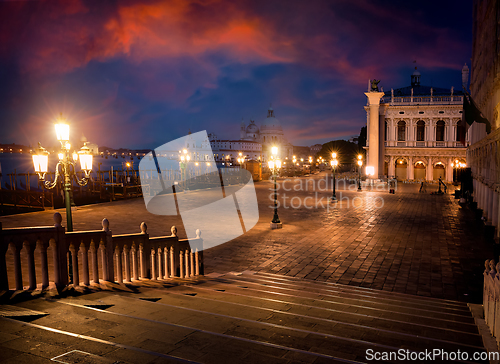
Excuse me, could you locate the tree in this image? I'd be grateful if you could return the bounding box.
[358,126,367,148]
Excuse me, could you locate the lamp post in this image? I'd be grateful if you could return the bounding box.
[32,114,93,284]
[357,155,363,191]
[32,115,93,232]
[268,146,282,228]
[330,152,338,201]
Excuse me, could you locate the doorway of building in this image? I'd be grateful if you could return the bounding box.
[433,163,445,181]
[395,159,407,180]
[414,161,426,180]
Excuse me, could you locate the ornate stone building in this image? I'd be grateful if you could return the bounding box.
[365,68,468,182]
[210,106,293,163]
[468,0,500,238]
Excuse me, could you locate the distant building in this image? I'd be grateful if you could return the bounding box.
[310,144,322,155]
[365,68,467,182]
[468,0,499,236]
[210,106,293,163]
[80,135,99,155]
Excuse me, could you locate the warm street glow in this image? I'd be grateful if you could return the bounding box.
[357,160,363,166]
[72,152,78,161]
[58,152,64,160]
[357,154,362,160]
[32,154,48,173]
[55,120,70,142]
[332,152,336,158]
[268,160,274,169]
[366,166,375,176]
[181,155,185,161]
[276,160,282,169]
[183,149,187,154]
[271,146,278,155]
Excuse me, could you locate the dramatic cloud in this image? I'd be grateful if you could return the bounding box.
[0,0,472,148]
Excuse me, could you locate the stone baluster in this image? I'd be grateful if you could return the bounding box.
[131,243,138,281]
[102,218,114,282]
[37,240,49,289]
[90,240,99,284]
[9,243,23,290]
[151,248,156,280]
[115,246,123,283]
[179,250,184,278]
[81,242,89,285]
[170,246,175,278]
[24,241,36,290]
[69,243,79,286]
[123,245,131,282]
[185,249,189,278]
[163,247,169,279]
[0,223,8,290]
[190,250,195,277]
[195,249,200,276]
[157,247,163,280]
[139,243,146,279]
[100,240,108,281]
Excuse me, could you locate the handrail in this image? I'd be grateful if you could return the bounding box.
[0,213,203,293]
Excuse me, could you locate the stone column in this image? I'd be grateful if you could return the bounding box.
[408,156,414,180]
[389,156,395,178]
[427,157,433,181]
[446,157,453,182]
[365,91,385,179]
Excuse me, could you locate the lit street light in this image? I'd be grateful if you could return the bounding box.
[32,114,93,284]
[268,146,282,229]
[32,114,93,232]
[357,155,363,191]
[330,152,338,201]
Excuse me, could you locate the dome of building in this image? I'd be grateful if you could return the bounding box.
[246,120,259,133]
[261,107,282,131]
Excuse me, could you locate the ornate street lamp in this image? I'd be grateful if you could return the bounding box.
[268,146,281,228]
[330,152,338,201]
[32,114,93,232]
[357,155,363,191]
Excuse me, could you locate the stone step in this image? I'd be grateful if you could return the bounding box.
[249,271,470,310]
[16,296,365,364]
[222,272,472,318]
[128,282,485,348]
[193,277,479,332]
[2,273,488,364]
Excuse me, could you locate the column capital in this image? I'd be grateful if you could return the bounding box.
[364,91,385,105]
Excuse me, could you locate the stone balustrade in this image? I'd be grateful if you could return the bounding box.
[483,259,500,347]
[0,213,203,293]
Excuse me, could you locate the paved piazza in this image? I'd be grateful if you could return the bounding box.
[0,172,494,302]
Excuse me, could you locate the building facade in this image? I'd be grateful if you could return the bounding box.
[468,0,500,238]
[365,69,468,182]
[210,106,294,163]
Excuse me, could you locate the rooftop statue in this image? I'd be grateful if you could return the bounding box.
[370,79,380,92]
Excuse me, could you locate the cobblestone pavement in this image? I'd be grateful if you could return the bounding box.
[1,172,494,302]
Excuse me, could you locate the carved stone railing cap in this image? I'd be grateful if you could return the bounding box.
[171,226,177,237]
[54,212,63,228]
[102,218,110,232]
[140,222,147,234]
[196,229,201,239]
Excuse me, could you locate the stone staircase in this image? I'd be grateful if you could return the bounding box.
[0,271,489,363]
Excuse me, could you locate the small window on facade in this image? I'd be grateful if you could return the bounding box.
[397,120,406,141]
[399,111,404,114]
[438,111,444,114]
[419,111,424,114]
[416,120,425,141]
[436,120,445,141]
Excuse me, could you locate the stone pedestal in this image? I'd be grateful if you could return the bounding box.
[365,91,385,178]
[270,222,283,229]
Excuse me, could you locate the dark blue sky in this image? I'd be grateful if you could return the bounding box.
[0,0,472,149]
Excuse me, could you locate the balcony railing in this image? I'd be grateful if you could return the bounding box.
[380,95,463,106]
[0,213,204,292]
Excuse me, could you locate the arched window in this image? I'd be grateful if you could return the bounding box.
[397,121,406,141]
[384,121,388,141]
[436,120,445,141]
[456,123,464,141]
[416,120,425,141]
